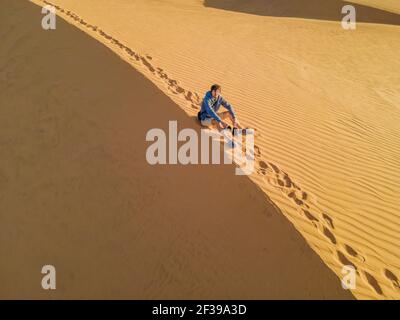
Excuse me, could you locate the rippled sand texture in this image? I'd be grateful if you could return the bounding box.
[20,0,400,299]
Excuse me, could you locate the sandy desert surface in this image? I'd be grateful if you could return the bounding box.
[1,0,399,299]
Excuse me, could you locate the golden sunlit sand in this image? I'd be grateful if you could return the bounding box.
[1,0,399,299]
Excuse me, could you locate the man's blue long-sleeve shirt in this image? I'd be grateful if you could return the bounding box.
[199,91,236,123]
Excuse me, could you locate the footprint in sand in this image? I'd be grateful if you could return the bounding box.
[337,250,358,271]
[257,160,268,175]
[259,160,268,169]
[384,269,400,290]
[270,163,279,174]
[168,79,178,87]
[322,213,334,229]
[156,68,168,80]
[344,244,365,262]
[276,173,292,188]
[185,91,195,103]
[140,57,155,73]
[175,86,185,94]
[322,226,337,244]
[364,271,383,295]
[302,209,319,223]
[287,190,303,206]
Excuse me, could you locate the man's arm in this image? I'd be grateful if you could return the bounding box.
[203,97,222,123]
[220,97,236,120]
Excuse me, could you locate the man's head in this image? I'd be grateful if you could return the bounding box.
[211,84,221,98]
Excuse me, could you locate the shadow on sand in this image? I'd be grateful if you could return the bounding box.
[204,0,400,26]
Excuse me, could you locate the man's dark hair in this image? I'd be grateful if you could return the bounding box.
[211,84,221,92]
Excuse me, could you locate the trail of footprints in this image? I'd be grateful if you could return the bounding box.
[43,1,203,109]
[255,152,399,296]
[41,0,399,298]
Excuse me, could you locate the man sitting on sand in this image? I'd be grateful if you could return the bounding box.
[198,84,241,130]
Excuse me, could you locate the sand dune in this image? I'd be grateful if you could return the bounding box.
[1,0,399,299]
[0,0,353,299]
[29,0,400,299]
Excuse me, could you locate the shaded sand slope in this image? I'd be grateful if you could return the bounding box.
[31,0,400,299]
[204,0,400,25]
[0,0,352,299]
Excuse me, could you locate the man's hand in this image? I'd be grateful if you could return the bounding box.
[218,121,228,130]
[233,119,241,129]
